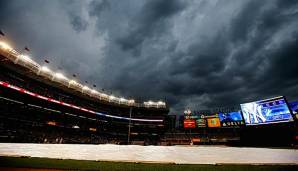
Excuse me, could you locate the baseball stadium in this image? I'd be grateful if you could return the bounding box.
[0,0,298,170]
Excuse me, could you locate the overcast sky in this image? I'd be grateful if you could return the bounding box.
[1,0,298,114]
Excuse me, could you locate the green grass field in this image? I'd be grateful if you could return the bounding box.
[0,156,297,171]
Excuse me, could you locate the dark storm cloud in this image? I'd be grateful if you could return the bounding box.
[89,0,110,17]
[116,0,186,54]
[70,15,88,32]
[1,0,298,114]
[63,1,89,33]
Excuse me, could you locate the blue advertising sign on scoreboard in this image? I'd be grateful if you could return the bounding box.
[289,101,298,119]
[289,101,298,113]
[218,111,244,127]
[240,96,294,125]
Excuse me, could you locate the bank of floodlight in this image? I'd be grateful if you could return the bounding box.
[55,72,66,80]
[109,95,115,100]
[0,41,12,51]
[41,66,51,73]
[69,80,77,85]
[91,89,98,94]
[158,101,164,105]
[82,86,90,90]
[18,55,32,63]
[120,97,127,102]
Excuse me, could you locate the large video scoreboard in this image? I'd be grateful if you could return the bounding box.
[182,96,295,129]
[240,96,294,125]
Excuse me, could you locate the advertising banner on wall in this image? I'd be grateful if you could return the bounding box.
[184,119,196,128]
[207,118,221,128]
[196,118,207,127]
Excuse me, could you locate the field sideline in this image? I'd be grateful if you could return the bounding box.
[0,156,298,171]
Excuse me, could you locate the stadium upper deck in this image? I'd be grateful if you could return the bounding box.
[0,41,167,109]
[0,41,169,144]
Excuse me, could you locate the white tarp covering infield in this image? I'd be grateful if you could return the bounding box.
[0,143,297,164]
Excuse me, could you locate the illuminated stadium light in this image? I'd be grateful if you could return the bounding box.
[69,80,77,85]
[82,86,90,90]
[128,99,135,103]
[55,72,66,80]
[120,97,127,102]
[18,55,32,62]
[0,41,12,51]
[41,66,51,73]
[109,95,115,100]
[100,93,108,98]
[91,89,98,94]
[0,39,167,109]
[157,101,165,106]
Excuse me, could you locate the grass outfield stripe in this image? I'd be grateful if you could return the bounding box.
[0,156,297,171]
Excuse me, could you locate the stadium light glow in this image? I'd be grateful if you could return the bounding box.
[82,86,90,90]
[0,39,166,109]
[69,80,77,84]
[158,101,165,105]
[91,89,98,94]
[0,41,12,51]
[55,72,66,80]
[109,95,115,100]
[101,93,108,98]
[18,55,32,62]
[128,99,135,103]
[41,66,51,72]
[120,97,126,102]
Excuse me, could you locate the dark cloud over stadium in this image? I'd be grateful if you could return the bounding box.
[1,0,298,114]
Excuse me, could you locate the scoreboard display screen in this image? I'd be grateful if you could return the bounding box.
[218,111,244,127]
[240,96,294,125]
